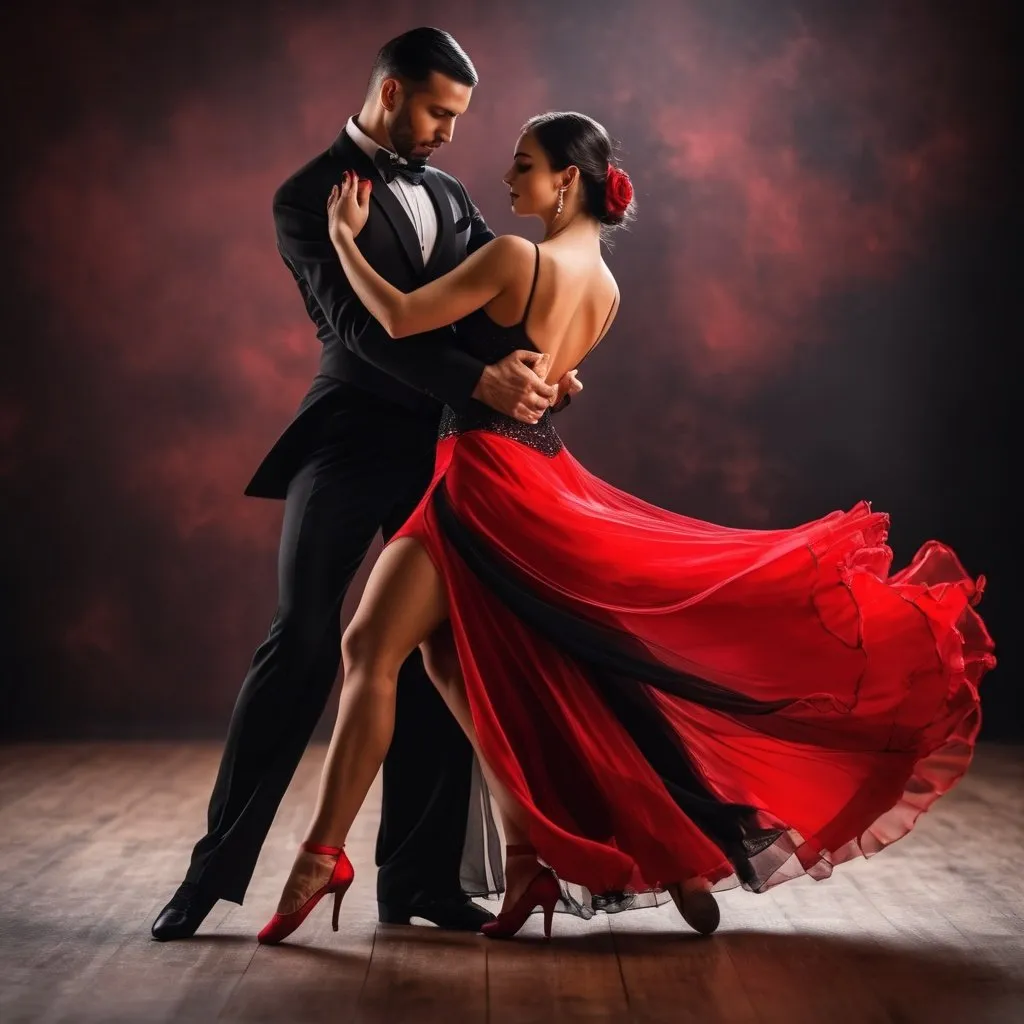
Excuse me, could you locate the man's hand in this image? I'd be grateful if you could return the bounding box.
[472,350,559,423]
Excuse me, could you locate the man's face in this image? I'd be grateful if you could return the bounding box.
[384,71,473,162]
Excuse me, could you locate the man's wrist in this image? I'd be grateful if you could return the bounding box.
[470,364,493,403]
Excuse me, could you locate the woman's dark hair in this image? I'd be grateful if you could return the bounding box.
[522,111,636,232]
[368,27,478,94]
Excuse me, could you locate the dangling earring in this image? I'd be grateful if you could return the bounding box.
[555,185,566,218]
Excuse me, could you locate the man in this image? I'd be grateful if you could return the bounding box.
[152,26,580,940]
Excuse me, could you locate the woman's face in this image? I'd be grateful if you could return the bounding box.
[502,132,558,218]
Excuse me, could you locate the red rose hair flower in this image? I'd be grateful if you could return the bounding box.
[605,164,634,216]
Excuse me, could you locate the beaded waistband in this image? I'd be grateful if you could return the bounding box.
[438,405,564,458]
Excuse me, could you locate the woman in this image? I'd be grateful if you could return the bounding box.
[257,112,995,944]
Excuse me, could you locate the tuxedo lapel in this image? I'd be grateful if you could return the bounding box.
[423,170,456,275]
[368,182,425,274]
[330,131,424,274]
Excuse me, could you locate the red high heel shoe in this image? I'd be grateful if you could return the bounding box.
[257,841,354,945]
[481,844,561,940]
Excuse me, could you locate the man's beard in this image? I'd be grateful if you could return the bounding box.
[388,106,429,164]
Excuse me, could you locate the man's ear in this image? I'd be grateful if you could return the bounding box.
[380,78,401,112]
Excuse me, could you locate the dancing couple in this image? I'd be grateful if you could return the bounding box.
[153,27,995,946]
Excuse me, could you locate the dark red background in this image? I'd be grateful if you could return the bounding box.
[0,1,1016,739]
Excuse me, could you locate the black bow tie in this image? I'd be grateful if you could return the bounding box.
[373,149,427,186]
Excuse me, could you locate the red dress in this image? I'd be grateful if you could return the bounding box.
[390,300,995,913]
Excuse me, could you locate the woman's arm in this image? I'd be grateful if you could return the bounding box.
[328,172,530,339]
[274,179,485,411]
[333,231,527,339]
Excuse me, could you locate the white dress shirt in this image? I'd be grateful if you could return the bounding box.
[344,115,438,262]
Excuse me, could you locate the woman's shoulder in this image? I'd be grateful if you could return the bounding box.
[599,260,620,301]
[484,234,536,261]
[474,235,537,283]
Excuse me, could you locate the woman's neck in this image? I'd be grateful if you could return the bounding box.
[541,211,600,245]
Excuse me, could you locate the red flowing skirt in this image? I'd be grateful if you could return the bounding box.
[390,426,995,905]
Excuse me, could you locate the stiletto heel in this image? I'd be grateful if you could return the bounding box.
[257,841,354,945]
[481,844,561,941]
[542,899,554,939]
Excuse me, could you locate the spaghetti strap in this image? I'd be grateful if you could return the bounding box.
[520,243,541,328]
[574,290,619,371]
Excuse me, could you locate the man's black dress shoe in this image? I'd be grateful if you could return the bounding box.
[378,895,496,931]
[151,882,218,941]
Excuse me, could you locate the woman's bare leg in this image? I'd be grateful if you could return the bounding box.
[273,539,448,914]
[420,626,529,840]
[419,624,552,913]
[420,625,720,932]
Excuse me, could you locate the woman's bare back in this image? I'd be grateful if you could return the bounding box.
[482,236,620,385]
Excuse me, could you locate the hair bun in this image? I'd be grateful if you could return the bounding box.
[605,164,634,220]
[522,112,635,233]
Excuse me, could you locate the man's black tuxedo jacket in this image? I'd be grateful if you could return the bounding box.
[246,130,495,499]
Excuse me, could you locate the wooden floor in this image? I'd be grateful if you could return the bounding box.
[0,743,1022,1024]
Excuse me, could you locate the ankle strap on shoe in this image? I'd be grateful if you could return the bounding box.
[302,841,344,856]
[505,843,536,856]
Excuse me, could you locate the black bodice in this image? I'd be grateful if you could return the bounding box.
[438,305,565,458]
